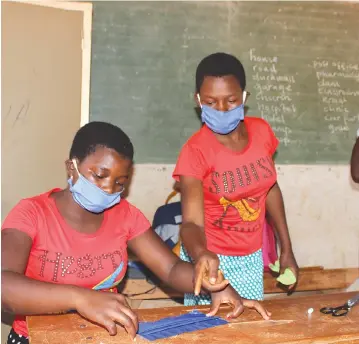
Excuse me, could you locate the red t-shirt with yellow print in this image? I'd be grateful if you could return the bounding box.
[173,117,278,256]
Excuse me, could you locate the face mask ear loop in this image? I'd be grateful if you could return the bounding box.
[243,91,247,104]
[196,94,203,109]
[72,159,80,176]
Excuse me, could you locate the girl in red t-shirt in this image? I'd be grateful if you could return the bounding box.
[173,53,299,307]
[2,122,271,344]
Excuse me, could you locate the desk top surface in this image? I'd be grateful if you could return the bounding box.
[27,292,359,344]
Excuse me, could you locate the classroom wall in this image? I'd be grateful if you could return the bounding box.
[1,2,83,220]
[127,164,359,269]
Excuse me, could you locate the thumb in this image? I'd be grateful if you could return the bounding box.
[208,260,220,285]
[279,266,286,275]
[226,300,244,319]
[206,299,220,317]
[279,259,286,275]
[102,319,117,336]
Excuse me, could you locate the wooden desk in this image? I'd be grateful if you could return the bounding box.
[28,292,359,344]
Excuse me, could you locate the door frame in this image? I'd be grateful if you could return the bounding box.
[6,0,92,126]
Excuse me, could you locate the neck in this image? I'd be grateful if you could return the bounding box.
[54,188,102,223]
[214,121,247,143]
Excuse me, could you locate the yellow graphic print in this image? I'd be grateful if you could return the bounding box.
[219,197,261,222]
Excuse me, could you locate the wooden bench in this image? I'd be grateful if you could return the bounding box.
[119,266,359,300]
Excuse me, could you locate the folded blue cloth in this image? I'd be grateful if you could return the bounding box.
[138,310,228,341]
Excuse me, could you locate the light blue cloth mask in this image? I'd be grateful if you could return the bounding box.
[68,160,123,213]
[198,93,246,135]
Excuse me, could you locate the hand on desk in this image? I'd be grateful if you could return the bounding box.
[74,289,138,339]
[208,285,272,320]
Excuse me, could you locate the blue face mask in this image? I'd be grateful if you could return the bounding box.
[68,160,123,213]
[198,92,246,135]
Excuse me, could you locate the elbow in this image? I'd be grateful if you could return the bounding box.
[351,163,359,183]
[166,260,182,287]
[1,271,17,314]
[1,291,16,315]
[1,301,15,315]
[351,171,359,183]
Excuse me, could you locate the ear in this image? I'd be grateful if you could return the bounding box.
[194,93,201,108]
[65,159,75,178]
[243,91,250,104]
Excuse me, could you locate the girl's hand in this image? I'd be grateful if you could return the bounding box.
[208,286,271,320]
[74,289,138,339]
[194,250,229,295]
[279,250,299,290]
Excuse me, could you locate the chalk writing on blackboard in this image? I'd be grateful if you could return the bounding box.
[249,48,299,147]
[313,60,359,135]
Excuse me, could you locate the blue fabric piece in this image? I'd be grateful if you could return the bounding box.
[164,238,176,249]
[138,310,228,341]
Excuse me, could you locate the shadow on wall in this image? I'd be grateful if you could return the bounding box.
[122,164,134,200]
[349,174,359,192]
[1,311,14,326]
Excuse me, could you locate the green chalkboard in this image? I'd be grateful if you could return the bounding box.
[90,1,359,164]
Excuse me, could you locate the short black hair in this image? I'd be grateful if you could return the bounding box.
[69,121,134,162]
[195,52,246,93]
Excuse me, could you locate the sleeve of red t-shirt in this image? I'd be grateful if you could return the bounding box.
[262,120,279,155]
[1,199,38,240]
[127,204,151,241]
[173,143,209,182]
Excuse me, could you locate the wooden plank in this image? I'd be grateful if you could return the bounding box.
[264,267,359,293]
[120,267,359,300]
[27,292,359,344]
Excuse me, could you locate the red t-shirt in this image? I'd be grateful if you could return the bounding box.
[1,189,150,337]
[173,117,278,256]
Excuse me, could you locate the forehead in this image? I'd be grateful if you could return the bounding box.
[200,75,242,96]
[81,146,130,169]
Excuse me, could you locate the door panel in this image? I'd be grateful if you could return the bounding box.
[2,1,83,219]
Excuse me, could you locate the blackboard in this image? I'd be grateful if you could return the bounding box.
[90,1,359,164]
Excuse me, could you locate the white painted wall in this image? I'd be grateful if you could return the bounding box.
[127,164,359,269]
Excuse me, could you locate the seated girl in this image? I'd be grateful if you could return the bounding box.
[1,121,270,344]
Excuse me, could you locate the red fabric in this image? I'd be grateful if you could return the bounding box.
[262,220,278,271]
[2,189,150,337]
[173,117,278,256]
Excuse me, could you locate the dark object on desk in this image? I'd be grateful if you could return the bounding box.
[320,294,359,317]
[138,310,228,341]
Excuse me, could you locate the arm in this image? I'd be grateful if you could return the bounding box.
[1,229,79,315]
[173,181,181,193]
[350,137,359,183]
[129,228,270,319]
[265,182,299,288]
[127,229,228,294]
[179,176,207,260]
[1,229,138,337]
[179,176,223,291]
[265,182,293,254]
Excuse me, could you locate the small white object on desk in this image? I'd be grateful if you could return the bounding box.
[307,308,314,314]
